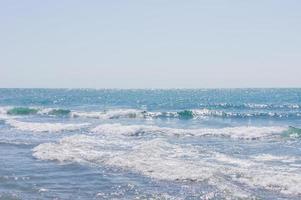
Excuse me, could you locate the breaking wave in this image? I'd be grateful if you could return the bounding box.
[33,135,301,197]
[283,126,301,138]
[202,103,301,110]
[91,123,288,140]
[71,109,144,119]
[37,108,71,116]
[1,107,71,117]
[2,106,301,120]
[175,109,301,119]
[5,119,90,132]
[68,109,301,120]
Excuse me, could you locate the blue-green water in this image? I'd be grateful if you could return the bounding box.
[0,89,301,199]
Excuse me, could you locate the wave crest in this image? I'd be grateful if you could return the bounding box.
[6,119,90,132]
[2,106,301,120]
[91,123,287,140]
[7,107,38,115]
[71,109,143,119]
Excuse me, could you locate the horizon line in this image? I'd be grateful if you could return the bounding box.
[1,87,301,90]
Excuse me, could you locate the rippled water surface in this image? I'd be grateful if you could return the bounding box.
[0,89,301,199]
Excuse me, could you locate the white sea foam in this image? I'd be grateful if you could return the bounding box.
[192,109,224,117]
[71,109,144,119]
[6,119,90,132]
[244,103,269,109]
[33,135,301,197]
[0,107,9,114]
[0,107,20,120]
[0,114,13,120]
[252,154,298,163]
[91,123,287,139]
[37,108,58,115]
[38,188,49,192]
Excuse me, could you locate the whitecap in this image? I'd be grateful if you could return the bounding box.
[6,119,90,132]
[251,154,298,163]
[71,109,144,119]
[91,123,287,139]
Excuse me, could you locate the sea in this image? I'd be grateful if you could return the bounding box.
[0,88,301,200]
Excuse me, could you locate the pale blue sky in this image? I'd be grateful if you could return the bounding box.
[0,0,300,88]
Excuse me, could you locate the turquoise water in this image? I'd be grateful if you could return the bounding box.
[0,89,301,199]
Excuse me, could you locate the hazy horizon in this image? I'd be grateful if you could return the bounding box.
[1,87,301,90]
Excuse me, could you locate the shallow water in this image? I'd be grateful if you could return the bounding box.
[0,89,301,199]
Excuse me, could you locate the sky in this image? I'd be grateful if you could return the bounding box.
[0,0,301,88]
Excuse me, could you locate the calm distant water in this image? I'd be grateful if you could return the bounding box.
[0,89,301,199]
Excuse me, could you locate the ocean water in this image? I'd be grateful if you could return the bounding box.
[0,88,301,200]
